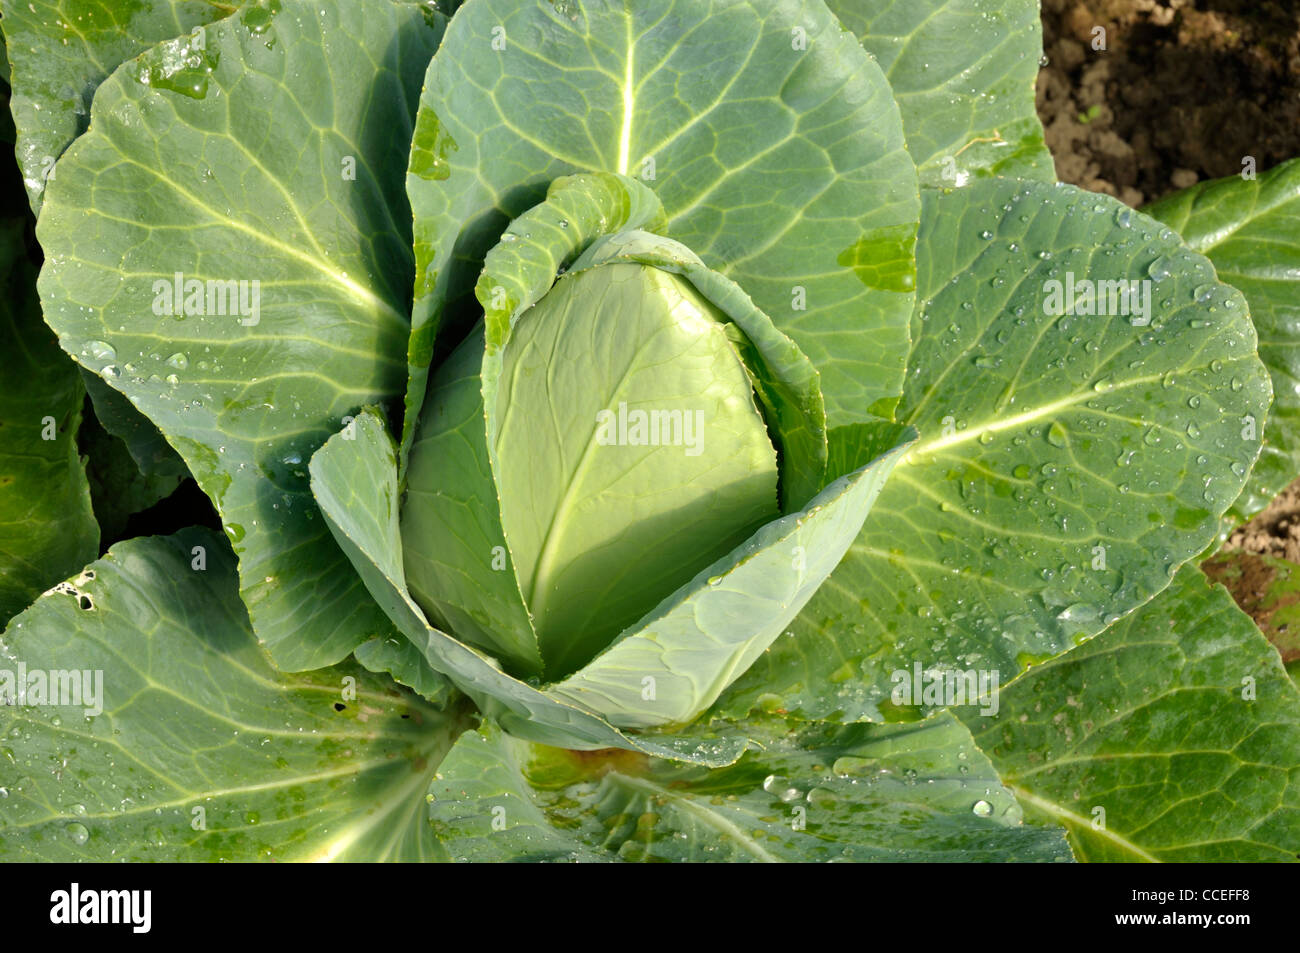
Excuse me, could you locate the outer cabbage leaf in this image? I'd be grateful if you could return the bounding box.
[829,0,1052,186]
[716,179,1271,723]
[963,565,1300,862]
[1146,158,1300,524]
[405,0,920,455]
[426,713,1072,862]
[36,0,445,670]
[0,0,237,214]
[0,219,97,624]
[0,528,466,862]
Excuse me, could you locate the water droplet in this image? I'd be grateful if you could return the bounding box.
[1193,284,1215,304]
[165,352,189,370]
[65,823,89,845]
[1045,422,1067,448]
[1146,256,1172,281]
[761,774,801,802]
[82,341,115,363]
[100,365,121,379]
[972,800,993,817]
[1114,207,1133,228]
[1050,600,1093,626]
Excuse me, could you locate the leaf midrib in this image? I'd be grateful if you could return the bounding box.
[1006,782,1160,862]
[610,772,781,863]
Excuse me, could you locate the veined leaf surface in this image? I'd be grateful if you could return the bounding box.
[1147,158,1300,523]
[0,0,237,214]
[426,713,1072,862]
[36,0,445,669]
[716,178,1270,723]
[405,0,919,452]
[830,0,1052,186]
[0,528,465,862]
[964,565,1300,862]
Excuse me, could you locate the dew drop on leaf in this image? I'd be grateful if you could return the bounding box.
[83,340,116,362]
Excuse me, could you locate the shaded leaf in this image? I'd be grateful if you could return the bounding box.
[80,369,188,483]
[77,398,187,543]
[0,220,97,624]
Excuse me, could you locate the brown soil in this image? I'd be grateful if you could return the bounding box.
[1202,550,1300,661]
[1224,482,1300,560]
[1036,1,1300,636]
[1037,0,1300,207]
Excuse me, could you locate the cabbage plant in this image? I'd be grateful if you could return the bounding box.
[2,0,1299,862]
